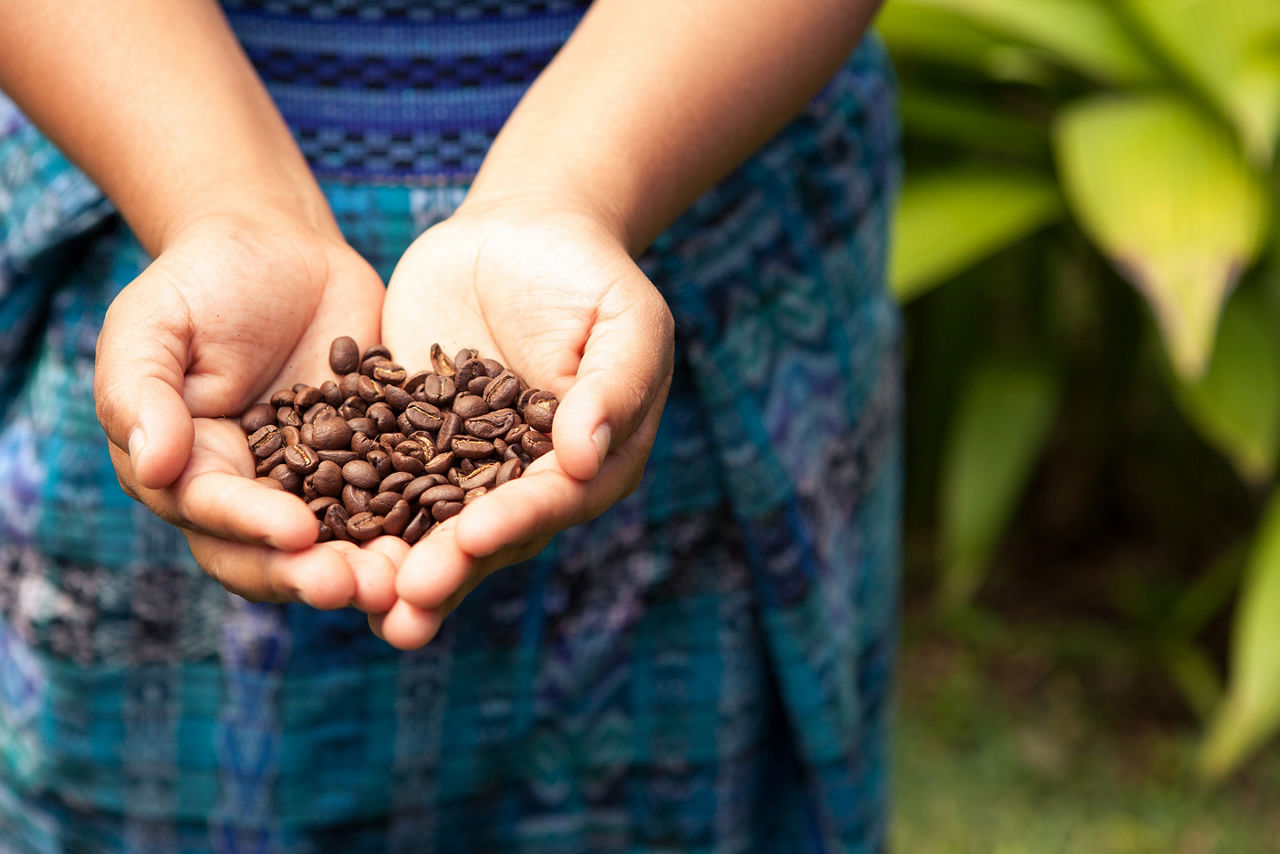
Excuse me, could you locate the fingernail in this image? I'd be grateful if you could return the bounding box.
[591,423,611,468]
[128,426,146,460]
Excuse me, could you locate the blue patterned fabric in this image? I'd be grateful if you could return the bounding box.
[0,3,902,851]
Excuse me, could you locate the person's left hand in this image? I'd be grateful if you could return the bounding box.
[371,194,674,649]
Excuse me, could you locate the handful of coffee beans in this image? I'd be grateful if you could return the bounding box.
[240,337,557,545]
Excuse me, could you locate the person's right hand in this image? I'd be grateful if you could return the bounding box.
[94,212,399,613]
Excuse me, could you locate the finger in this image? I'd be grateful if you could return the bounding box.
[553,277,673,481]
[186,533,356,608]
[394,518,472,609]
[378,599,445,650]
[95,269,196,490]
[345,537,405,613]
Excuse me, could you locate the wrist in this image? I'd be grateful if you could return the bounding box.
[457,183,638,257]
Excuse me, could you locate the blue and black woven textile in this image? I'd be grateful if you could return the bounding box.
[0,2,903,851]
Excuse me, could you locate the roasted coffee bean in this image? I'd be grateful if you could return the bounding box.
[362,344,392,362]
[402,509,432,544]
[356,375,382,403]
[294,386,323,409]
[454,347,479,368]
[458,458,476,475]
[420,373,457,407]
[446,467,461,486]
[281,425,303,447]
[277,406,303,429]
[310,460,345,496]
[342,459,381,490]
[496,458,522,486]
[467,375,492,396]
[367,449,393,479]
[383,500,412,537]
[464,487,488,504]
[458,462,498,491]
[308,496,341,516]
[347,417,377,437]
[240,403,276,434]
[256,475,286,491]
[350,432,378,456]
[256,446,287,476]
[516,387,538,411]
[302,479,319,502]
[316,449,358,467]
[338,396,368,419]
[304,402,336,424]
[392,451,425,475]
[419,484,465,507]
[284,444,320,475]
[452,436,494,459]
[404,370,431,393]
[432,500,463,522]
[359,355,387,377]
[524,393,558,433]
[407,432,437,457]
[382,384,412,412]
[450,394,487,420]
[270,463,303,494]
[404,476,439,505]
[379,471,414,494]
[465,408,517,440]
[317,523,334,543]
[505,423,530,444]
[454,359,484,391]
[483,371,521,410]
[346,511,384,541]
[324,503,352,541]
[522,429,552,459]
[437,412,462,451]
[249,425,284,459]
[479,358,504,378]
[424,450,455,475]
[342,483,373,516]
[329,337,360,374]
[369,491,401,516]
[431,344,456,376]
[311,417,354,450]
[367,402,397,434]
[300,423,316,447]
[405,401,443,432]
[373,362,407,385]
[320,380,342,407]
[493,437,508,455]
[339,372,361,399]
[379,432,408,452]
[270,388,295,408]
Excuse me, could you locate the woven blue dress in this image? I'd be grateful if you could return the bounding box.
[0,2,902,851]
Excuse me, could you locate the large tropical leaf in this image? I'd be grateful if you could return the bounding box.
[1201,491,1280,780]
[1126,0,1280,163]
[1175,286,1280,483]
[938,358,1060,610]
[1054,93,1269,379]
[897,89,1049,158]
[887,0,1162,84]
[891,169,1061,302]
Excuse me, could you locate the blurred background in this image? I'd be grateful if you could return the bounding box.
[878,1,1280,850]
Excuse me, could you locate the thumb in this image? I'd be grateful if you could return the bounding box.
[95,273,195,490]
[553,277,674,482]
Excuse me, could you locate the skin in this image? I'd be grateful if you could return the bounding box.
[0,0,882,648]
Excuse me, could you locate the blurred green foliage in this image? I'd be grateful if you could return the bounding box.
[881,0,1280,780]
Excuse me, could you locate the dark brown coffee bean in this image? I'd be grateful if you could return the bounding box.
[402,509,432,544]
[453,347,479,369]
[308,496,341,516]
[317,523,334,543]
[367,449,393,479]
[522,429,552,459]
[516,387,538,411]
[382,385,412,412]
[367,402,397,434]
[452,436,494,459]
[420,373,457,407]
[404,370,432,393]
[383,499,412,537]
[342,483,373,516]
[369,491,401,516]
[256,475,286,491]
[270,463,303,494]
[465,409,517,440]
[300,423,316,447]
[303,402,337,425]
[284,444,319,475]
[467,375,492,396]
[379,432,408,452]
[430,344,456,376]
[524,395,558,433]
[276,406,302,429]
[432,500,463,522]
[404,476,439,505]
[310,460,344,496]
[316,449,358,467]
[419,484,465,506]
[496,458,522,486]
[311,418,354,451]
[458,462,498,491]
[501,443,523,464]
[407,432,437,457]
[424,451,455,475]
[391,452,425,475]
[362,344,392,362]
[294,386,323,409]
[249,425,284,459]
[458,458,476,475]
[270,388,295,408]
[338,396,368,419]
[483,371,521,411]
[329,337,360,374]
[493,437,508,455]
[451,394,487,420]
[256,446,287,476]
[446,467,461,486]
[302,479,319,503]
[437,412,462,451]
[504,423,530,444]
[360,355,388,377]
[405,401,443,432]
[342,459,380,490]
[347,418,376,439]
[240,403,276,434]
[379,471,414,494]
[373,362,407,385]
[281,425,303,447]
[324,503,352,541]
[339,372,361,400]
[320,380,342,407]
[454,359,484,390]
[356,375,382,403]
[348,433,375,458]
[346,511,384,541]
[480,358,504,378]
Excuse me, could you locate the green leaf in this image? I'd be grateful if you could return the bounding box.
[897,89,1050,159]
[889,0,1162,84]
[938,358,1060,610]
[877,3,1012,70]
[1054,93,1269,379]
[1126,0,1280,163]
[1175,287,1280,483]
[891,169,1062,302]
[1201,490,1280,780]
